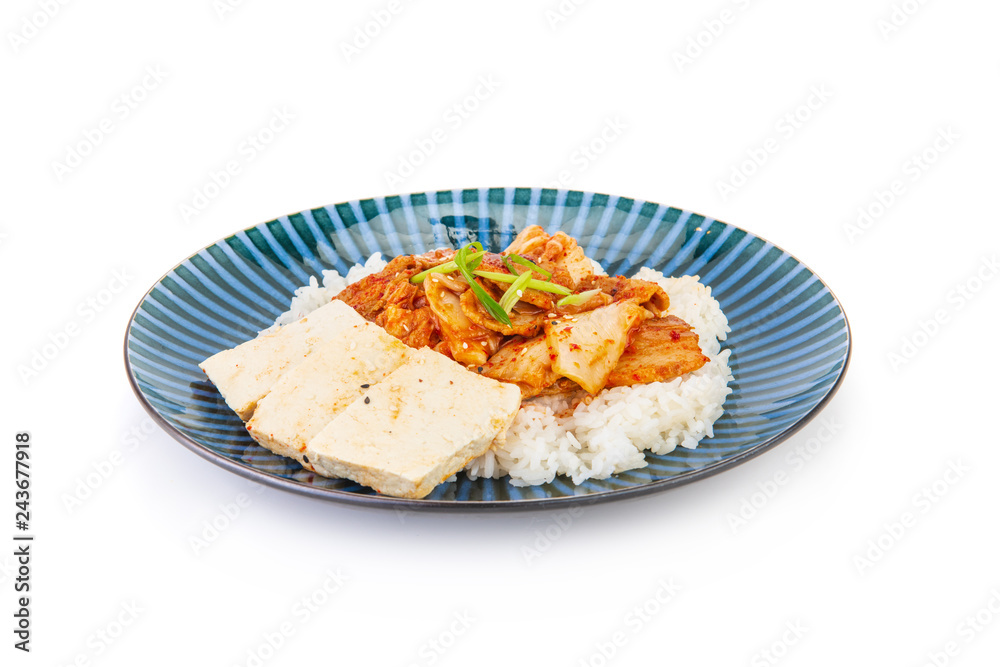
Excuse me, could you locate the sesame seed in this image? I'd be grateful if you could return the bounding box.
[364,396,371,404]
[516,289,523,297]
[547,313,556,318]
[360,384,370,388]
[463,342,469,349]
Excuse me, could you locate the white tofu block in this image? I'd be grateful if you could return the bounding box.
[199,300,365,420]
[306,347,521,499]
[246,320,409,467]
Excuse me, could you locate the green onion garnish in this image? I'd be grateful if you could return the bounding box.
[508,255,552,279]
[498,270,533,315]
[472,271,573,296]
[410,250,486,284]
[556,289,602,307]
[454,244,511,326]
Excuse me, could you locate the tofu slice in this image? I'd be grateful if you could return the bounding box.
[306,347,521,499]
[245,320,409,467]
[199,300,366,420]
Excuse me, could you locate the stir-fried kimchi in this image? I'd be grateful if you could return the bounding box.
[335,226,709,400]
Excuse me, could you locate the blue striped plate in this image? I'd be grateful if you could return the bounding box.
[124,188,850,510]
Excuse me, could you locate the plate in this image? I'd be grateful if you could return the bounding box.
[124,188,851,510]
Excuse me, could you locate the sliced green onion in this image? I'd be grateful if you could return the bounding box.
[498,270,533,314]
[501,254,553,281]
[466,250,485,272]
[455,244,511,326]
[556,289,602,307]
[508,255,552,279]
[472,270,573,296]
[410,250,485,284]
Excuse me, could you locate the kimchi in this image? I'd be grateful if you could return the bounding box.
[335,226,709,400]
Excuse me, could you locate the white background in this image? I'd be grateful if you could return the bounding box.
[2,0,999,665]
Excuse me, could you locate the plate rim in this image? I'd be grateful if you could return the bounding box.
[123,187,852,511]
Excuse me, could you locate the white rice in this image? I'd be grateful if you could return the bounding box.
[268,254,388,328]
[269,254,733,487]
[465,270,732,485]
